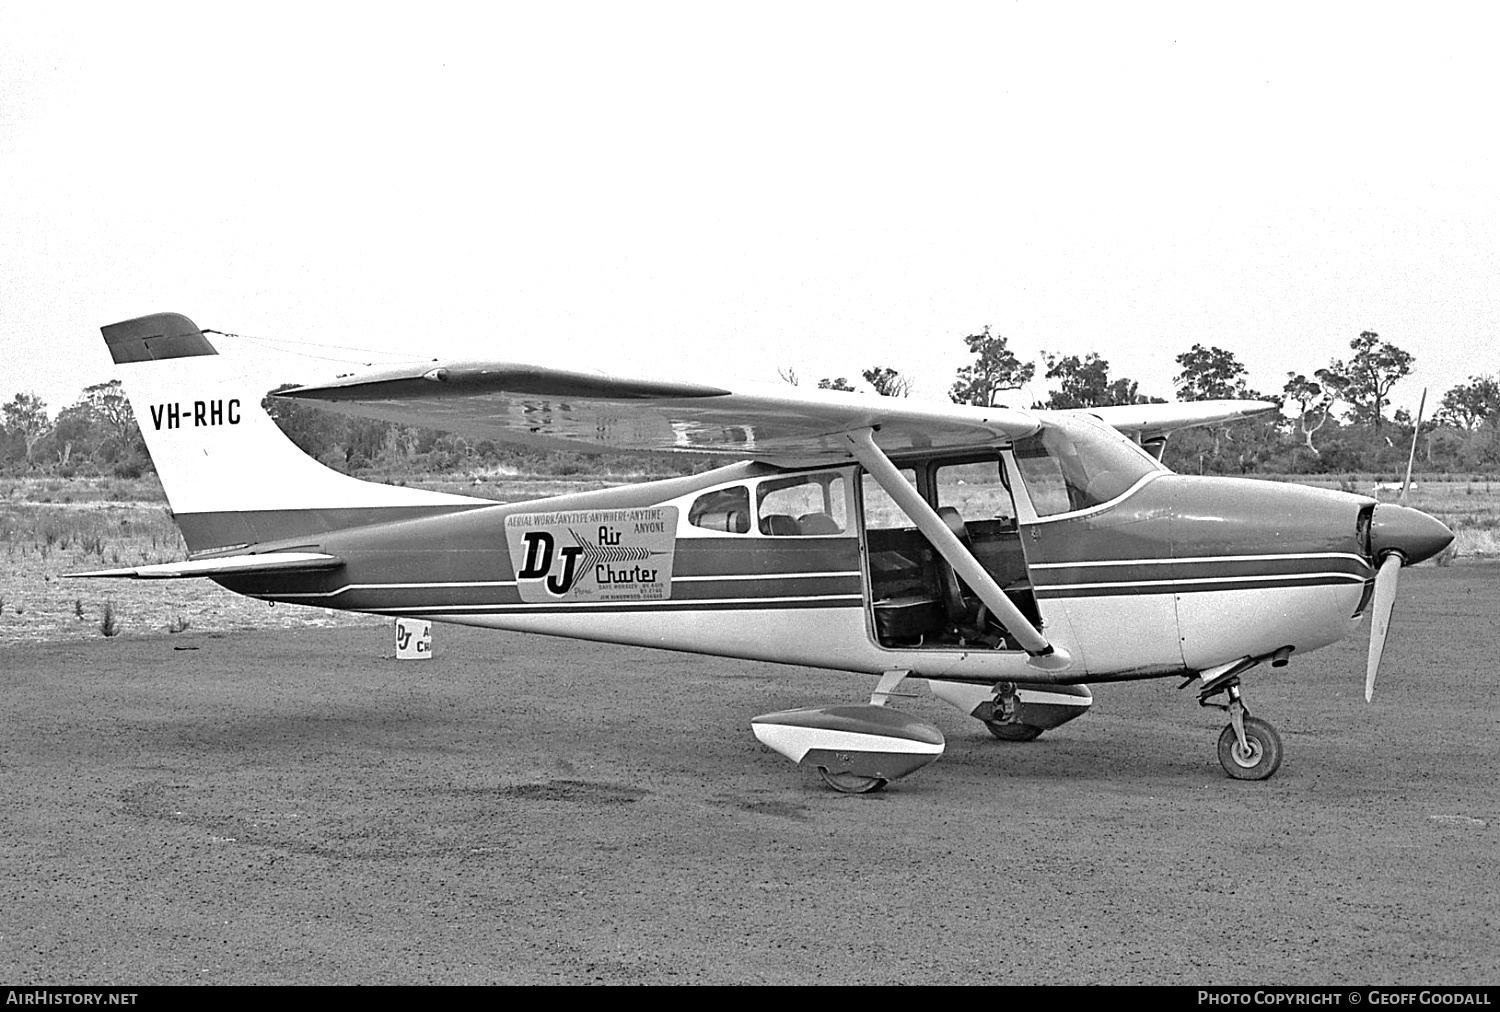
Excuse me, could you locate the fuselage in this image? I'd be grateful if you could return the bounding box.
[216,447,1399,686]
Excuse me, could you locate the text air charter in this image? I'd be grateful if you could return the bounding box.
[506,507,677,603]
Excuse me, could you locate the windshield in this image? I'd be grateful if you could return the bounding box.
[1013,414,1165,517]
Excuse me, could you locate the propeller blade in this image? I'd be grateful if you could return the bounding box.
[1401,388,1426,503]
[1365,554,1403,702]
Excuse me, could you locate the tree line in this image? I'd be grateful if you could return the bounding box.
[4,329,1498,479]
[933,326,1499,475]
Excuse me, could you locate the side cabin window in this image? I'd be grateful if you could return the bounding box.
[688,485,751,533]
[685,474,851,536]
[860,465,930,602]
[935,458,1028,595]
[1013,414,1163,517]
[860,467,918,531]
[756,473,849,536]
[934,459,1015,528]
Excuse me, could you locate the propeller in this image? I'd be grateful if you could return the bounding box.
[1367,389,1428,701]
[1364,553,1402,702]
[1399,388,1426,503]
[1362,468,1452,701]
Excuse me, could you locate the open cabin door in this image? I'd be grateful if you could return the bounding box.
[860,453,1041,651]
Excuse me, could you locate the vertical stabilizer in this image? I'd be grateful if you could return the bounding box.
[103,313,486,554]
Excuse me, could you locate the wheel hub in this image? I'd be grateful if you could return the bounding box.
[1229,738,1263,767]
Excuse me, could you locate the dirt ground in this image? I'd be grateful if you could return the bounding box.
[1,565,1496,985]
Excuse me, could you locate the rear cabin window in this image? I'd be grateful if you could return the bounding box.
[756,474,849,536]
[688,485,751,533]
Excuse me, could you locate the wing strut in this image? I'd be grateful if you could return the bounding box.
[840,428,1071,671]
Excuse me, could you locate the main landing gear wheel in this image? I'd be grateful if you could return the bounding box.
[1217,716,1283,781]
[817,769,888,794]
[984,721,1043,742]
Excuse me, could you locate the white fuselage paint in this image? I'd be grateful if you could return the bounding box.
[392,568,1366,682]
[1176,583,1366,670]
[418,606,1079,680]
[1039,583,1366,676]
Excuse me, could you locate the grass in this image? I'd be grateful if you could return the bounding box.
[0,496,368,645]
[0,475,166,505]
[1300,476,1500,560]
[0,501,184,566]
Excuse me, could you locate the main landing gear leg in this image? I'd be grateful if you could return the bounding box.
[1197,674,1283,781]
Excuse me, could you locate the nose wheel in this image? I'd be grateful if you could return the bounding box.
[1216,715,1282,779]
[1199,674,1284,780]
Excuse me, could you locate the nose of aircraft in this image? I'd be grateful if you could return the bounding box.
[1368,503,1454,565]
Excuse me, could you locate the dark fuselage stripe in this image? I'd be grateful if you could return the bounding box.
[265,572,862,604]
[1034,574,1366,599]
[356,596,866,616]
[1029,553,1370,587]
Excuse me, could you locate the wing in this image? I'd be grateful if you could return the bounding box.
[279,361,1041,464]
[1081,400,1280,441]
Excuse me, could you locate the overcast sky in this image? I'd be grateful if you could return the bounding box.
[2,2,1496,419]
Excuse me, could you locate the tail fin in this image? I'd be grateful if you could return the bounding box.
[104,313,486,555]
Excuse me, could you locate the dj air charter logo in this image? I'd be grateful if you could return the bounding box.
[505,507,677,603]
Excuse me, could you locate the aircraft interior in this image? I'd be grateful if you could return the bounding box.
[865,455,1040,651]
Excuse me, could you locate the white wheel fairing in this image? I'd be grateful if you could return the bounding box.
[925,680,995,715]
[750,722,945,764]
[1015,687,1093,708]
[751,705,945,785]
[927,680,1093,733]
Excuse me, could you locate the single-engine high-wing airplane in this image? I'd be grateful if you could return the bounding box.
[75,313,1454,792]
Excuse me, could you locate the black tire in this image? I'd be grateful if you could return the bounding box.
[817,769,887,794]
[985,721,1043,742]
[1217,716,1283,780]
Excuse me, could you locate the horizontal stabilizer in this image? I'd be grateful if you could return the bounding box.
[68,552,344,580]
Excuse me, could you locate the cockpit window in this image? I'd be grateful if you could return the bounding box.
[1013,414,1164,517]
